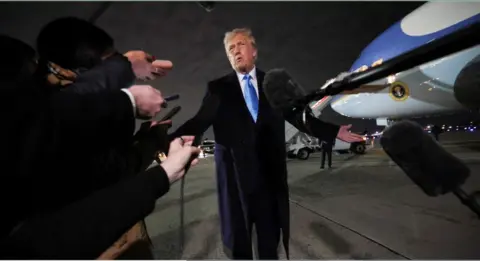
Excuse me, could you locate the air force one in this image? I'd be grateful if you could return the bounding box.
[322,2,480,127]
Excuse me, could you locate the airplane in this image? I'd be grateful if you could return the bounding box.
[318,2,480,127]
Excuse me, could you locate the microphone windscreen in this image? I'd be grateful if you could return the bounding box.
[263,68,308,112]
[380,120,470,197]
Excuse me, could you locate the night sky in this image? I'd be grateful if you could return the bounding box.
[2,1,476,138]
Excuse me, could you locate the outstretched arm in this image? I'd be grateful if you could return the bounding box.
[62,53,136,94]
[169,83,220,138]
[3,166,169,259]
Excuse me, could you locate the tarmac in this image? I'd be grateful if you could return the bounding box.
[145,132,480,259]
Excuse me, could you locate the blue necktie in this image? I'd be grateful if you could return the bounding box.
[243,74,259,122]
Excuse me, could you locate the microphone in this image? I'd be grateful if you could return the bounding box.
[380,120,480,217]
[263,69,338,139]
[263,68,308,113]
[161,94,180,108]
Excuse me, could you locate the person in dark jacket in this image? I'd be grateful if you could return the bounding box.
[431,125,442,141]
[0,35,197,259]
[1,136,201,259]
[321,139,334,169]
[170,27,364,259]
[0,34,38,87]
[34,17,175,258]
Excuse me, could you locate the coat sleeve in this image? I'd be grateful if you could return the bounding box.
[128,124,171,174]
[169,82,220,138]
[3,166,170,259]
[48,89,135,148]
[47,53,137,147]
[62,53,136,94]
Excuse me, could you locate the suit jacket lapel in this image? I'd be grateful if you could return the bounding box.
[255,69,266,124]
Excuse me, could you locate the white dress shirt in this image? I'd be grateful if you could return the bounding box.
[121,88,137,117]
[236,66,259,100]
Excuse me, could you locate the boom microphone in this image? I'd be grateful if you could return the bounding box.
[263,69,342,142]
[263,68,308,113]
[380,120,480,217]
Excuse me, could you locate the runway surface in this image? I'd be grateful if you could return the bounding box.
[145,135,480,259]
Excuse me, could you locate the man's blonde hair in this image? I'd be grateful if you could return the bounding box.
[223,28,257,50]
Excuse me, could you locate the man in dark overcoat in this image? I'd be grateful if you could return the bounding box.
[170,28,362,259]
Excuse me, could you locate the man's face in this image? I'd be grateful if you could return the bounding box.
[226,33,257,73]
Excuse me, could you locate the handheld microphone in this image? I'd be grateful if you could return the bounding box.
[380,120,480,217]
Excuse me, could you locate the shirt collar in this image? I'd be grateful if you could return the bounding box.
[236,66,257,83]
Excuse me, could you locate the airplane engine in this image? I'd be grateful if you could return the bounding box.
[454,54,480,111]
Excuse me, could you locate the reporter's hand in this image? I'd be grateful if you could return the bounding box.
[161,136,201,184]
[128,85,164,119]
[152,60,173,77]
[124,50,173,81]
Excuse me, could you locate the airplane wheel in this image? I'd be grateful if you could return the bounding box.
[297,148,310,160]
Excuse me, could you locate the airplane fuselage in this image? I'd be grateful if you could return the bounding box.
[329,2,480,123]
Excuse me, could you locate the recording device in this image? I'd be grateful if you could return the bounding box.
[183,134,204,174]
[380,120,480,217]
[160,105,181,123]
[161,94,180,108]
[152,106,182,163]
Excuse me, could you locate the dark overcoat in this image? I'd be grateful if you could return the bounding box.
[172,68,338,258]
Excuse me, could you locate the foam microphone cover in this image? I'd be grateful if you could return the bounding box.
[263,68,308,112]
[380,120,470,197]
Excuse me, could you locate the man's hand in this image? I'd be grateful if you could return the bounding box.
[161,136,201,184]
[124,50,173,81]
[152,60,173,77]
[128,85,164,119]
[336,124,365,142]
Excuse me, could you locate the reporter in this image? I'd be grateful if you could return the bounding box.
[1,137,201,259]
[0,35,164,240]
[35,18,175,258]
